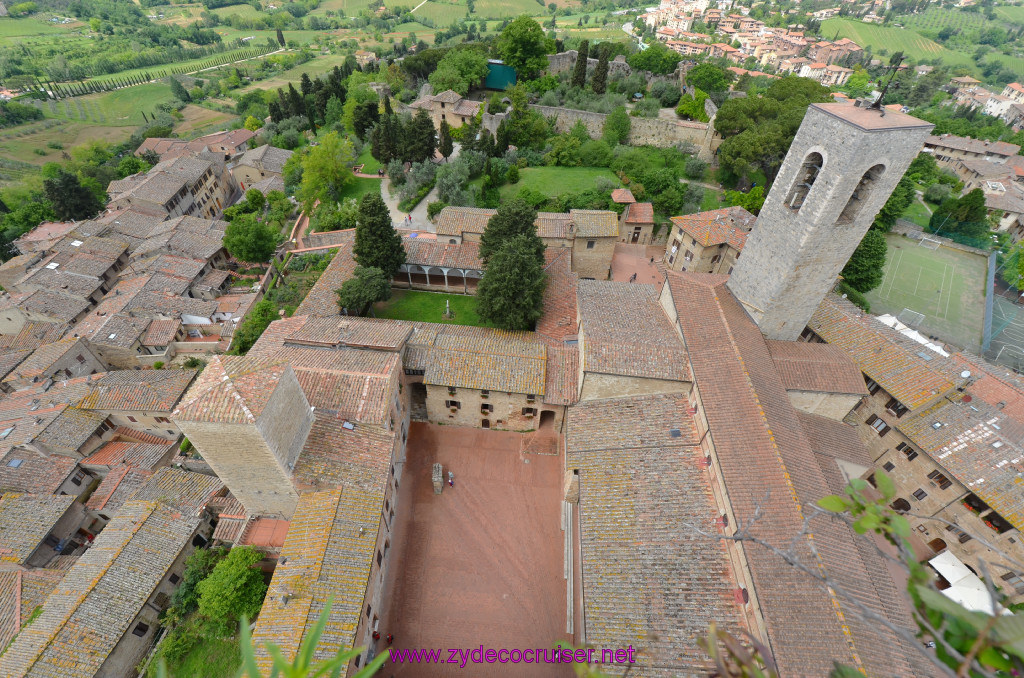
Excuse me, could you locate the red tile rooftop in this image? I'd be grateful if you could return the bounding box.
[240,518,289,549]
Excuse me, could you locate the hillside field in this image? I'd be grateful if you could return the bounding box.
[821,18,976,71]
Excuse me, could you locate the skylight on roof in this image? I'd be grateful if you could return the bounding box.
[669,428,682,438]
[917,352,934,361]
[6,458,22,467]
[108,334,117,339]
[71,240,83,247]
[0,427,15,439]
[45,262,59,269]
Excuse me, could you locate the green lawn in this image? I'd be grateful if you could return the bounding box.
[0,16,79,42]
[821,18,976,71]
[901,198,932,229]
[159,636,240,678]
[373,289,487,326]
[354,144,381,174]
[863,232,989,351]
[699,189,727,211]
[498,166,619,200]
[340,176,382,201]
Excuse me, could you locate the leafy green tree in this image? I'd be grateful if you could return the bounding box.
[571,40,590,89]
[685,63,733,104]
[503,84,549,150]
[42,169,103,221]
[223,213,279,266]
[336,266,391,315]
[930,188,989,240]
[354,192,405,277]
[244,115,262,131]
[296,131,355,214]
[231,299,277,354]
[324,96,345,127]
[496,16,554,80]
[311,198,359,232]
[591,44,609,94]
[439,119,454,161]
[602,105,631,145]
[479,197,541,264]
[116,155,150,179]
[163,547,227,626]
[725,186,766,215]
[428,48,490,96]
[626,41,682,75]
[675,88,710,122]
[840,228,887,293]
[476,234,547,331]
[352,99,380,140]
[196,546,268,635]
[1001,242,1024,290]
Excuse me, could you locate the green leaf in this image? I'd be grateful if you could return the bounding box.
[351,650,389,678]
[978,646,1013,670]
[992,611,1024,658]
[874,471,896,499]
[817,495,850,513]
[848,478,868,492]
[852,514,879,534]
[829,662,865,678]
[237,615,262,678]
[889,515,912,539]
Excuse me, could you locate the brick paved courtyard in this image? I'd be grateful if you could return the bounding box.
[377,422,572,677]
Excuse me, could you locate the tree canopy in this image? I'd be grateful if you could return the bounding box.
[296,131,355,214]
[479,197,542,264]
[602,106,631,145]
[353,192,405,277]
[222,213,279,265]
[571,40,590,90]
[713,76,833,185]
[337,266,391,315]
[626,41,682,75]
[685,63,734,104]
[42,169,103,221]
[476,234,548,331]
[428,48,490,96]
[195,546,267,636]
[840,228,888,293]
[496,16,554,80]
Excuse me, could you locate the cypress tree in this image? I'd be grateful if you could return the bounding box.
[591,44,609,94]
[353,192,405,277]
[571,40,589,89]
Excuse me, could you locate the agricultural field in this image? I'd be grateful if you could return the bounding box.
[237,52,352,93]
[211,3,268,19]
[900,6,996,33]
[408,0,469,26]
[821,18,976,70]
[175,104,238,136]
[0,16,81,42]
[83,46,279,86]
[995,4,1024,24]
[309,0,377,16]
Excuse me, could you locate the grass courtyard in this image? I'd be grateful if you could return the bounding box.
[497,166,620,201]
[863,233,989,351]
[373,289,487,327]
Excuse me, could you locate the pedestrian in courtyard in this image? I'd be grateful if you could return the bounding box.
[386,634,394,645]
[448,470,454,488]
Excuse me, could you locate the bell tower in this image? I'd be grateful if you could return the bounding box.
[726,102,934,341]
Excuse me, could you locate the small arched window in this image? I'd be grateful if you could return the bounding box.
[837,164,886,225]
[784,152,823,212]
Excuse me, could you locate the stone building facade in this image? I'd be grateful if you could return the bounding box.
[424,384,558,432]
[728,103,934,341]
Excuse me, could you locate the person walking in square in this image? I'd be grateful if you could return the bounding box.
[448,470,454,488]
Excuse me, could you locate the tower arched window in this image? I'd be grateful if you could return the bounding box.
[784,152,823,211]
[837,164,886,225]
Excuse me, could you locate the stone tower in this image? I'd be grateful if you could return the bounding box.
[172,355,314,519]
[727,103,934,341]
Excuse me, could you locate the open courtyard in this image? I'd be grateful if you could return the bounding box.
[863,233,989,351]
[378,422,571,677]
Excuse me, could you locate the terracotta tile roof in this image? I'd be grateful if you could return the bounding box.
[123,291,217,319]
[283,316,412,351]
[766,339,868,395]
[898,396,1024,530]
[0,323,67,351]
[77,369,197,413]
[70,276,149,340]
[238,517,289,548]
[664,272,926,676]
[535,213,574,239]
[142,318,181,346]
[425,329,547,395]
[0,447,77,495]
[435,206,496,236]
[13,221,77,250]
[235,144,294,175]
[796,411,872,468]
[0,348,34,381]
[1,337,83,385]
[173,355,292,424]
[432,89,462,104]
[129,467,224,516]
[577,280,690,381]
[51,234,128,259]
[85,466,153,513]
[610,188,635,204]
[808,294,965,410]
[121,253,205,282]
[193,268,231,291]
[251,488,382,672]
[81,441,173,470]
[0,569,65,653]
[543,345,578,406]
[452,99,481,116]
[536,248,579,344]
[32,250,117,278]
[623,202,654,224]
[567,394,745,674]
[294,370,393,424]
[31,406,107,453]
[16,289,92,323]
[403,238,482,270]
[670,206,755,249]
[569,209,618,237]
[294,232,357,317]
[0,493,76,564]
[89,313,150,348]
[953,353,1024,423]
[926,134,1020,157]
[292,414,394,492]
[0,500,201,678]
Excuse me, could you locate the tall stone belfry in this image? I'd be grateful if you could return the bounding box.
[727,102,934,341]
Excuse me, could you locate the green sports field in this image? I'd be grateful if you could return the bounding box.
[863,233,988,351]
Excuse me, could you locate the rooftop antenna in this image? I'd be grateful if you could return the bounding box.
[868,52,904,116]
